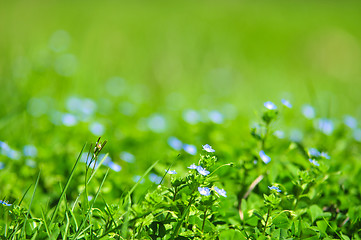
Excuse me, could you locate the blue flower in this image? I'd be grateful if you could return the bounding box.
[0,162,4,170]
[149,173,162,184]
[132,175,145,184]
[273,130,285,139]
[321,152,330,159]
[183,144,197,155]
[62,113,78,127]
[202,144,215,153]
[214,186,227,197]
[165,169,177,174]
[120,151,135,163]
[196,166,210,176]
[183,109,201,124]
[309,159,320,167]
[198,187,211,196]
[209,110,224,124]
[259,150,271,164]
[23,145,37,157]
[308,148,321,158]
[344,115,357,129]
[108,162,122,172]
[168,137,183,151]
[302,104,315,119]
[354,128,361,142]
[317,118,334,135]
[281,99,292,108]
[89,122,105,136]
[268,186,281,193]
[0,200,12,206]
[188,163,198,169]
[264,101,277,110]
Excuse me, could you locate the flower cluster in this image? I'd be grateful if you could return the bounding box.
[188,164,210,176]
[0,200,12,206]
[197,186,227,197]
[268,185,281,193]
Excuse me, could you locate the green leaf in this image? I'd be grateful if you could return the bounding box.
[301,228,318,240]
[273,213,290,229]
[309,205,323,223]
[219,229,245,240]
[316,220,328,234]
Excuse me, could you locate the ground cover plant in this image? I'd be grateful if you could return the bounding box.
[1,0,361,239]
[1,101,361,239]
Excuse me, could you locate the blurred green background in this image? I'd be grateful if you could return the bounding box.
[1,0,361,203]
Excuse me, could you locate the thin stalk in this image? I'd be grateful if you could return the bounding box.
[263,208,271,235]
[164,186,178,222]
[261,122,270,150]
[22,171,41,238]
[170,193,196,240]
[201,207,208,233]
[208,163,233,177]
[50,144,85,227]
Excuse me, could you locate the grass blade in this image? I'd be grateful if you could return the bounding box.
[21,170,41,238]
[49,143,86,228]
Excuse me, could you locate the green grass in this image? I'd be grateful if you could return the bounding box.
[1,0,361,239]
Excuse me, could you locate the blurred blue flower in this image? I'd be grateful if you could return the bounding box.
[264,101,277,110]
[196,166,210,176]
[89,122,105,136]
[0,141,10,152]
[290,129,303,142]
[214,186,227,197]
[120,151,135,163]
[259,150,271,164]
[321,152,330,159]
[353,128,361,142]
[108,162,122,172]
[302,104,315,119]
[208,110,224,124]
[281,99,292,108]
[309,159,320,167]
[0,200,12,206]
[147,114,167,133]
[168,137,183,151]
[165,169,177,174]
[188,163,198,169]
[149,173,162,184]
[183,109,201,124]
[273,130,285,139]
[80,153,98,168]
[62,113,77,127]
[268,186,281,192]
[132,175,145,183]
[308,148,321,158]
[317,118,334,135]
[183,144,197,155]
[202,144,215,153]
[344,115,357,129]
[7,149,21,160]
[25,159,37,168]
[23,145,37,157]
[0,162,4,170]
[198,187,211,196]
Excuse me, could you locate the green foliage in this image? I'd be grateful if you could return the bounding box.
[1,1,361,239]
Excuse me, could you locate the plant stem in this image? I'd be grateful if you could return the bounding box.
[170,193,196,240]
[263,208,271,235]
[201,207,208,233]
[261,122,270,150]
